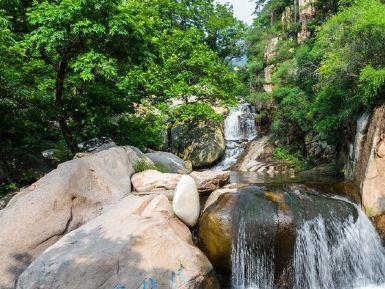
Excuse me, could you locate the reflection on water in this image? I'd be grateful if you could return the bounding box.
[229,171,344,185]
[229,171,360,204]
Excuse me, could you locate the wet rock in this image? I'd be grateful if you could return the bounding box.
[16,195,219,289]
[146,151,192,174]
[170,119,225,168]
[190,171,230,194]
[131,170,181,192]
[173,175,200,227]
[372,214,385,242]
[198,185,358,275]
[199,192,237,272]
[0,147,143,289]
[203,187,238,212]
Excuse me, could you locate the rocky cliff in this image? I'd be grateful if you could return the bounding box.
[345,102,385,236]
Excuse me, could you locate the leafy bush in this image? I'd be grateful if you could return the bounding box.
[312,0,385,138]
[0,182,18,198]
[170,103,224,123]
[273,147,306,171]
[132,159,169,173]
[114,113,167,151]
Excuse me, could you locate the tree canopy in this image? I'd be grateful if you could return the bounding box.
[0,0,245,193]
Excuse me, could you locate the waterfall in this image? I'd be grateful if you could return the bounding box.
[347,111,371,179]
[214,103,257,170]
[232,218,274,289]
[232,204,385,289]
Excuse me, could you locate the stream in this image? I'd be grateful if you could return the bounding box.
[214,103,385,289]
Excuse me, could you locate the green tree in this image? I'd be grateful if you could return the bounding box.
[313,0,385,137]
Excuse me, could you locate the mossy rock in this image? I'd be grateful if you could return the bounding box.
[170,119,225,168]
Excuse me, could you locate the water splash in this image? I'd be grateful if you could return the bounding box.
[224,104,257,142]
[232,218,274,289]
[213,104,257,170]
[232,204,385,289]
[294,208,385,289]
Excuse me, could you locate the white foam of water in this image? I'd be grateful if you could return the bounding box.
[232,204,385,289]
[353,111,371,163]
[231,218,274,289]
[213,104,257,170]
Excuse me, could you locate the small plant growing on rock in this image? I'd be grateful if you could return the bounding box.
[133,159,169,173]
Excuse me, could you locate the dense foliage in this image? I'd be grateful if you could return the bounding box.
[0,0,245,193]
[247,0,385,166]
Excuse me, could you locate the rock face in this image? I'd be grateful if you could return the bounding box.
[131,170,181,192]
[0,147,143,289]
[263,64,275,93]
[199,185,357,275]
[190,171,230,194]
[231,136,291,175]
[170,119,225,168]
[305,133,337,165]
[232,136,271,171]
[16,195,219,289]
[264,37,279,61]
[351,103,385,217]
[173,175,200,227]
[263,37,279,93]
[298,0,316,43]
[146,151,192,174]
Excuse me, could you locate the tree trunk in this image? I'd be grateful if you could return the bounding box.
[55,59,78,155]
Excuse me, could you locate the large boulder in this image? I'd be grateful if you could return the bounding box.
[170,119,225,168]
[172,175,200,227]
[146,151,192,174]
[131,170,181,192]
[16,195,219,289]
[199,184,357,276]
[190,171,230,195]
[233,136,272,172]
[199,191,238,273]
[0,147,144,289]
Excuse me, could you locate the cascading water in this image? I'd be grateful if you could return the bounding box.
[232,202,385,289]
[232,218,274,289]
[347,111,371,179]
[214,103,257,170]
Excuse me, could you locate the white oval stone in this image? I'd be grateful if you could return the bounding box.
[172,175,200,227]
